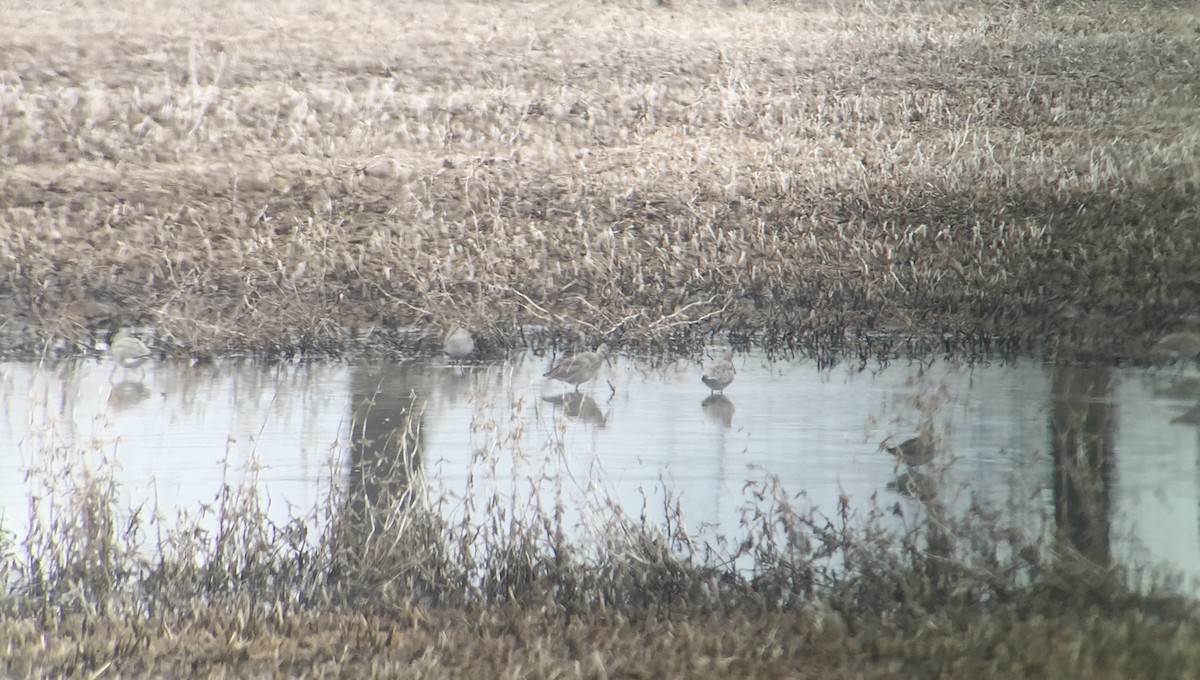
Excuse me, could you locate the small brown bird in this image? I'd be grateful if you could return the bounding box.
[544,344,609,391]
[702,351,736,394]
[443,326,475,363]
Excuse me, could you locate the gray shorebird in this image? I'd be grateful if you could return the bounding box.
[544,344,609,391]
[443,326,475,363]
[109,330,152,380]
[1172,402,1200,426]
[1151,331,1200,365]
[884,436,937,468]
[702,350,736,394]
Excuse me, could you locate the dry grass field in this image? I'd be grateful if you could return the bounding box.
[5,0,1200,676]
[1,0,1197,361]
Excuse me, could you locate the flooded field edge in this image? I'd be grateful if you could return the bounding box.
[5,351,1200,676]
[5,454,1199,678]
[5,422,1199,678]
[4,0,1200,674]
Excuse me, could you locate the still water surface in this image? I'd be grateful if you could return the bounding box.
[2,349,1198,585]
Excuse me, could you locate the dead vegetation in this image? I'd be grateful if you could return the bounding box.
[3,358,1200,677]
[4,423,1200,679]
[0,0,1196,362]
[3,0,1200,668]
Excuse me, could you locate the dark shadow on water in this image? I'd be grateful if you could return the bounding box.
[1049,365,1114,567]
[440,364,480,404]
[345,362,426,536]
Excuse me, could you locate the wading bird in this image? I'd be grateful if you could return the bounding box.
[883,435,938,468]
[443,326,475,363]
[1151,331,1200,365]
[1172,402,1200,427]
[544,344,609,392]
[109,330,153,380]
[702,350,736,394]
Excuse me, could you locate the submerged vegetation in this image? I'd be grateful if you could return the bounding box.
[0,0,1197,362]
[3,0,1200,675]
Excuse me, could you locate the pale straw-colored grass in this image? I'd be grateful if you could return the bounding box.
[0,0,1195,363]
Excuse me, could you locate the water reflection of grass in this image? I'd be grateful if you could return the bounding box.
[4,390,1199,678]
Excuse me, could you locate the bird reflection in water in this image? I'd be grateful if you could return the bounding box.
[887,471,938,502]
[108,380,151,410]
[701,393,735,428]
[439,364,478,404]
[542,392,607,427]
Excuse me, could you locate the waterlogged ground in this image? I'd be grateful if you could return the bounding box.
[4,348,1199,586]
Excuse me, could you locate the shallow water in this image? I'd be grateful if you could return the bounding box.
[2,349,1198,587]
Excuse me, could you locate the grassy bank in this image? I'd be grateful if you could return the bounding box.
[1,0,1197,361]
[8,599,1200,678]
